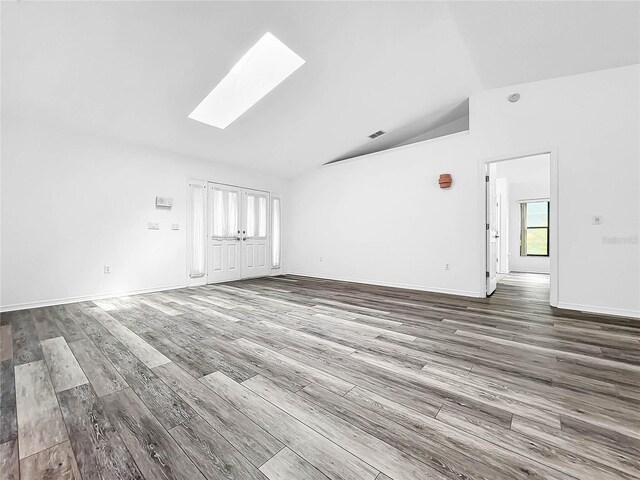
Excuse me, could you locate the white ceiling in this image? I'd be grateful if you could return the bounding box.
[2,1,638,177]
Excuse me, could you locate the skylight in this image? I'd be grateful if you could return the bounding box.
[189,32,305,129]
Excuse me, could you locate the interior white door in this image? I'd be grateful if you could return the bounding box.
[486,163,498,295]
[208,183,242,283]
[241,188,270,279]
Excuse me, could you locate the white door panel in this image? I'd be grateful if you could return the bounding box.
[241,188,270,279]
[208,183,242,283]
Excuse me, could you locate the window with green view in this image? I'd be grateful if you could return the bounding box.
[520,201,549,256]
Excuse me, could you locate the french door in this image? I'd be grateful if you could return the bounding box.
[241,188,270,279]
[208,183,242,283]
[207,183,270,283]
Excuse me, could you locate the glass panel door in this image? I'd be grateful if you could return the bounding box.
[241,188,270,278]
[208,183,242,283]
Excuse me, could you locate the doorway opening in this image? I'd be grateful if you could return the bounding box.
[485,152,556,306]
[187,180,282,286]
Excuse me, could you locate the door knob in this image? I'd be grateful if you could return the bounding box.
[242,237,247,241]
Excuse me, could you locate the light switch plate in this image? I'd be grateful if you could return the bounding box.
[103,265,111,274]
[147,222,160,230]
[592,215,603,225]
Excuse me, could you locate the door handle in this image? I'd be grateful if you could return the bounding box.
[235,237,241,241]
[242,237,247,241]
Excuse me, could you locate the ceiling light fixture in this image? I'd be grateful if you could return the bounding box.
[189,32,305,129]
[368,130,386,139]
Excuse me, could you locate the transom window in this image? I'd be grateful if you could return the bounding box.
[520,201,549,256]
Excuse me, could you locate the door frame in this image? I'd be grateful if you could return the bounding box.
[486,163,499,296]
[187,179,280,285]
[477,148,558,307]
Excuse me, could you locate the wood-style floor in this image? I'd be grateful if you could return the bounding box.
[1,273,639,479]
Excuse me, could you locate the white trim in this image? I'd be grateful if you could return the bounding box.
[509,269,551,275]
[478,148,559,307]
[556,302,640,320]
[287,272,481,298]
[549,148,559,308]
[517,197,550,204]
[0,283,187,313]
[187,178,208,287]
[270,194,282,270]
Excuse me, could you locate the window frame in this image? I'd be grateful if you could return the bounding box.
[520,200,550,257]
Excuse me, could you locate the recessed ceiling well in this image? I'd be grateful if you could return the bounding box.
[188,32,305,129]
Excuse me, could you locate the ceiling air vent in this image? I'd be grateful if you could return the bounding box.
[368,130,386,139]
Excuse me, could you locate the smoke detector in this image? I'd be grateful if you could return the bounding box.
[508,93,521,103]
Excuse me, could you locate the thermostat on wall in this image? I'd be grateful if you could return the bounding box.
[156,196,173,208]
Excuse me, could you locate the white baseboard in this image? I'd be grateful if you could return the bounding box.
[286,272,481,298]
[556,302,640,319]
[287,272,639,319]
[509,269,551,275]
[0,283,187,313]
[2,270,285,313]
[6,276,635,320]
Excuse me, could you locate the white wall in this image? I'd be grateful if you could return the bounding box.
[0,116,287,310]
[286,65,640,318]
[496,154,551,274]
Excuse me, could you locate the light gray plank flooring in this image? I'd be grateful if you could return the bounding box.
[14,360,68,459]
[169,416,270,480]
[153,362,283,468]
[19,441,81,480]
[41,336,89,392]
[102,388,206,480]
[2,273,639,479]
[200,371,380,480]
[87,307,171,368]
[67,339,127,397]
[259,447,326,480]
[57,383,144,480]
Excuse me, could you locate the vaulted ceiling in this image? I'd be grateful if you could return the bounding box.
[2,1,638,177]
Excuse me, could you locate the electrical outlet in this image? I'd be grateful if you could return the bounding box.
[147,222,160,230]
[320,257,323,262]
[104,265,111,274]
[445,263,451,270]
[171,223,180,230]
[592,215,603,225]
